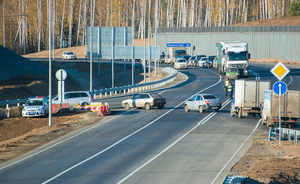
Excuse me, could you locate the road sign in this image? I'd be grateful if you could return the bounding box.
[55,69,67,81]
[166,43,191,47]
[273,81,287,96]
[270,62,290,81]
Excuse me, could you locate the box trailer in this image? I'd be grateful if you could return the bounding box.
[231,79,270,118]
[261,90,300,128]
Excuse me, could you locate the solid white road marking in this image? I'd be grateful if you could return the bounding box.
[42,70,222,184]
[0,111,130,170]
[117,99,231,184]
[210,119,261,184]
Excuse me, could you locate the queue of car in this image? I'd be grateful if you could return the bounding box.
[171,54,216,70]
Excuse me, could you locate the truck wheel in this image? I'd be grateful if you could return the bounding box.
[124,103,130,110]
[145,103,151,110]
[230,110,235,117]
[158,105,164,109]
[184,105,189,112]
[199,106,204,113]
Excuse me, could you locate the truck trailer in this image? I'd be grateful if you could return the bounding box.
[261,90,300,128]
[215,41,250,77]
[231,79,270,118]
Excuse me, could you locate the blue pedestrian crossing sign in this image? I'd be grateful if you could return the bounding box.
[273,81,287,96]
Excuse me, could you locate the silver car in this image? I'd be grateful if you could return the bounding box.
[122,93,166,110]
[52,91,94,107]
[62,52,77,60]
[184,94,221,113]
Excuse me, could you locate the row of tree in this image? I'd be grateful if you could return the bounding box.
[0,0,299,55]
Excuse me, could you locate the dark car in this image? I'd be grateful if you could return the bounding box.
[208,55,216,68]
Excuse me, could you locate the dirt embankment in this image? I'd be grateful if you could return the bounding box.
[230,134,300,183]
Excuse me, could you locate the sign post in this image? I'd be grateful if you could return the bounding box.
[56,69,67,113]
[271,62,290,144]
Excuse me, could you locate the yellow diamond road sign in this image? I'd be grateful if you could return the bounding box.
[270,62,290,81]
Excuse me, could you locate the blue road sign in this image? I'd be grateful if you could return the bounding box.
[273,81,287,96]
[167,43,191,47]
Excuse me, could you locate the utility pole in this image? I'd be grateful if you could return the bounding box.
[148,0,151,82]
[132,0,136,85]
[111,0,114,88]
[48,0,52,126]
[90,0,93,91]
[143,0,146,83]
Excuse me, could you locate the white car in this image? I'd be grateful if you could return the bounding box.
[184,94,221,113]
[52,91,94,108]
[62,52,77,60]
[174,58,188,69]
[198,57,208,68]
[22,97,49,117]
[122,93,166,110]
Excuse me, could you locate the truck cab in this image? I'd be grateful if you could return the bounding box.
[216,41,250,77]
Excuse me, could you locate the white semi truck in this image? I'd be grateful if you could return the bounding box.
[215,41,250,77]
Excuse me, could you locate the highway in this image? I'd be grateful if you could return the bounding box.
[0,64,299,184]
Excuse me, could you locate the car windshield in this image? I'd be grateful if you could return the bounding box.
[196,55,206,60]
[175,50,187,56]
[228,51,247,61]
[203,95,217,99]
[177,60,186,63]
[208,56,216,61]
[26,100,43,106]
[227,68,238,72]
[201,58,208,61]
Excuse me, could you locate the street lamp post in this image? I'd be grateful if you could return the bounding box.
[48,0,52,126]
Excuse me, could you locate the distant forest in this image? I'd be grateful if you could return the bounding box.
[0,0,299,54]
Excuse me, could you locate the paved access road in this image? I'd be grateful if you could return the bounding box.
[0,63,299,184]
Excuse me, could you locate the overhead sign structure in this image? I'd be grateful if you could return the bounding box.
[273,81,287,96]
[167,43,191,47]
[270,62,290,81]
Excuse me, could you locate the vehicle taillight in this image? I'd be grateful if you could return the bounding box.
[205,100,209,105]
[90,96,94,102]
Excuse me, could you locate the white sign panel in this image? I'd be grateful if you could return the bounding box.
[56,69,67,81]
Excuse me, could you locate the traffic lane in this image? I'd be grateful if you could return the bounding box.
[119,104,261,184]
[250,63,299,90]
[0,68,220,183]
[38,74,225,184]
[95,68,217,110]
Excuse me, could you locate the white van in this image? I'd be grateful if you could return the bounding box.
[52,91,94,107]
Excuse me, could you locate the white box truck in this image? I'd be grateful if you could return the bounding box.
[261,90,300,128]
[165,47,187,64]
[231,79,270,118]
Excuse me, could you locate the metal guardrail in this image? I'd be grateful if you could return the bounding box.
[222,175,248,184]
[269,127,300,143]
[0,67,178,107]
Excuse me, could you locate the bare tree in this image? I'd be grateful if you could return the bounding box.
[68,0,74,47]
[37,0,42,51]
[60,0,65,48]
[76,0,83,46]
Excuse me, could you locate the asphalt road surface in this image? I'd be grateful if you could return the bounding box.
[0,63,299,184]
